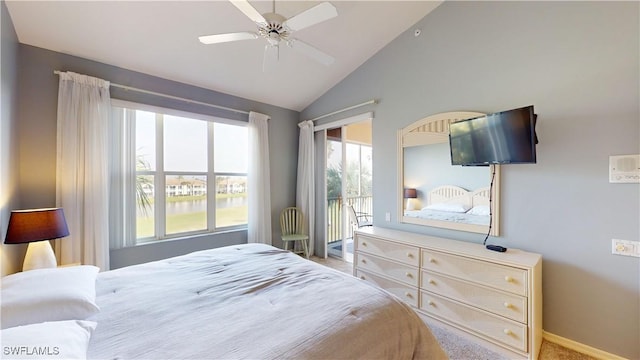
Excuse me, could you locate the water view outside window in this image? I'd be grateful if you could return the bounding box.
[214,123,248,228]
[132,107,248,242]
[136,111,156,239]
[136,175,155,238]
[165,174,208,234]
[214,175,247,227]
[164,116,208,235]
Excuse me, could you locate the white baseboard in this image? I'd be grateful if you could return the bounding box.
[543,331,628,360]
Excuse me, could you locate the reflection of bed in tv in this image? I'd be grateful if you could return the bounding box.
[404,185,490,226]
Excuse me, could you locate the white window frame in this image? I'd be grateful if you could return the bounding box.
[111,100,248,245]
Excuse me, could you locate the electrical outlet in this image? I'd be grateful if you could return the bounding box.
[385,212,391,222]
[612,239,640,257]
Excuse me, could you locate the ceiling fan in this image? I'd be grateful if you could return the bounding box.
[198,0,337,67]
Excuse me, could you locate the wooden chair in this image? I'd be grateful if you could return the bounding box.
[280,207,309,259]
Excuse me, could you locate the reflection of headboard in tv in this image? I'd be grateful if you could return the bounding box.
[427,185,490,208]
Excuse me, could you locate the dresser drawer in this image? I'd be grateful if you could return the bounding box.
[355,253,419,287]
[356,269,419,307]
[422,250,527,296]
[420,291,527,352]
[421,271,527,323]
[356,235,419,267]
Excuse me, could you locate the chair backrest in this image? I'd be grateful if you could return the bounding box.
[280,207,304,236]
[346,204,359,228]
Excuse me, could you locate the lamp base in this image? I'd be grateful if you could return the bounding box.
[405,199,416,211]
[23,241,57,271]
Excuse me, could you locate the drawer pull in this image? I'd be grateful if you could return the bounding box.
[362,242,367,247]
[405,272,413,278]
[427,300,435,306]
[428,279,436,285]
[504,276,514,283]
[361,259,367,264]
[428,258,436,263]
[407,252,414,258]
[404,292,413,298]
[360,276,366,280]
[503,329,512,336]
[504,302,512,308]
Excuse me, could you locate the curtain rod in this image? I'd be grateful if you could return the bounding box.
[306,99,377,122]
[53,70,249,115]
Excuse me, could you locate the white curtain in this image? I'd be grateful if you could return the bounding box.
[313,130,327,258]
[108,107,137,250]
[296,120,315,256]
[55,71,111,271]
[248,111,272,244]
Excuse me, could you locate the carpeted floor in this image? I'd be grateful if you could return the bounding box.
[428,323,508,360]
[310,255,598,360]
[430,322,599,360]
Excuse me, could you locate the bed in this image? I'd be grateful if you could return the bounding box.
[404,185,491,226]
[83,244,446,359]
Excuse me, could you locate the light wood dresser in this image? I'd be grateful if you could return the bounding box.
[354,226,542,360]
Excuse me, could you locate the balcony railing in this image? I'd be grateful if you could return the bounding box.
[327,196,372,244]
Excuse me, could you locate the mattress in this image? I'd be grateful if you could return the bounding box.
[88,243,446,359]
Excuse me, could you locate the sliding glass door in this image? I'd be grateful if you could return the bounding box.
[325,121,372,262]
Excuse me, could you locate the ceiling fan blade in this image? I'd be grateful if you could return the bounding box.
[283,2,337,32]
[199,32,258,44]
[229,0,267,25]
[289,39,334,66]
[262,44,279,72]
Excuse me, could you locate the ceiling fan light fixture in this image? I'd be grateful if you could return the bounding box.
[258,12,289,43]
[266,34,280,46]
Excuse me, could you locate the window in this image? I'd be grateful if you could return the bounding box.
[111,101,248,246]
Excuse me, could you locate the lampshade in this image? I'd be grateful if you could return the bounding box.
[4,208,70,244]
[404,188,417,199]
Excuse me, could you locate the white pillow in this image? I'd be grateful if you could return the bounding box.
[467,205,491,216]
[1,266,100,329]
[423,203,471,213]
[1,320,96,360]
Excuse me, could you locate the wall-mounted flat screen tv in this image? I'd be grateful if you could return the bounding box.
[449,105,538,166]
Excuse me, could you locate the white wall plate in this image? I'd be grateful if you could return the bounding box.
[609,154,640,183]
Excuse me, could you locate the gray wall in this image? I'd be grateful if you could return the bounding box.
[0,1,24,276]
[302,2,639,358]
[15,44,299,269]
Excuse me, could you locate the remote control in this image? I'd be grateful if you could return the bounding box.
[486,244,507,252]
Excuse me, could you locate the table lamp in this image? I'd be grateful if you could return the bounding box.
[404,188,417,211]
[4,208,70,271]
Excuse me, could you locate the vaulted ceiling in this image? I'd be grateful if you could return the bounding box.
[6,1,442,111]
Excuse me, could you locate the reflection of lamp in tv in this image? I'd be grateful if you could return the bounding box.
[404,188,417,211]
[4,208,70,271]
